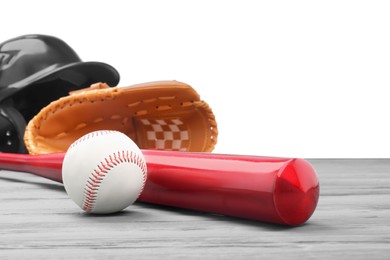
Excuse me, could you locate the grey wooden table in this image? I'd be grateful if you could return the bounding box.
[0,159,389,259]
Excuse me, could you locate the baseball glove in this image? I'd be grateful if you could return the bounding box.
[24,80,218,154]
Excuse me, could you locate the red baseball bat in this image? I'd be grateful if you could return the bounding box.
[0,150,319,226]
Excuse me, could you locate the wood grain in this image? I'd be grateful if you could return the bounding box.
[0,159,389,259]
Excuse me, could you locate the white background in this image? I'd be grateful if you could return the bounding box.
[3,0,390,158]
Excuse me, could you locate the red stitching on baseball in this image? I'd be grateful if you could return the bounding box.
[82,150,147,213]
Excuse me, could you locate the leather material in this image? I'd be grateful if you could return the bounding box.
[25,81,218,154]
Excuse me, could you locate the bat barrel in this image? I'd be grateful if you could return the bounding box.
[140,150,320,226]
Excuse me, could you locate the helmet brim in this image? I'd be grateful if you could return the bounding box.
[0,61,120,101]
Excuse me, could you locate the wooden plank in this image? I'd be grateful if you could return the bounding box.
[0,159,389,259]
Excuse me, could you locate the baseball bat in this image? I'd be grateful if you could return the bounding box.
[0,150,319,226]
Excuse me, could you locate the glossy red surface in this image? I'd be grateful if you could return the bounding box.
[0,152,63,182]
[0,150,319,226]
[140,151,319,225]
[274,158,320,225]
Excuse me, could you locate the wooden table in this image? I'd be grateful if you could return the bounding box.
[1,159,389,259]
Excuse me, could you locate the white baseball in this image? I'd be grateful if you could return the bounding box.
[62,130,147,214]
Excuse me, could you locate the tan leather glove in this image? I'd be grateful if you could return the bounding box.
[24,80,218,154]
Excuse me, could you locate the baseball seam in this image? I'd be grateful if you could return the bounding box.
[82,150,147,213]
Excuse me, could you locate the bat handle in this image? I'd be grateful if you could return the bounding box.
[0,152,64,183]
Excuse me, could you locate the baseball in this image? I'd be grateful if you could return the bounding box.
[62,130,147,214]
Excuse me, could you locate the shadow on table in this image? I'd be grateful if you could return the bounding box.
[0,175,320,230]
[135,202,310,231]
[0,175,64,192]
